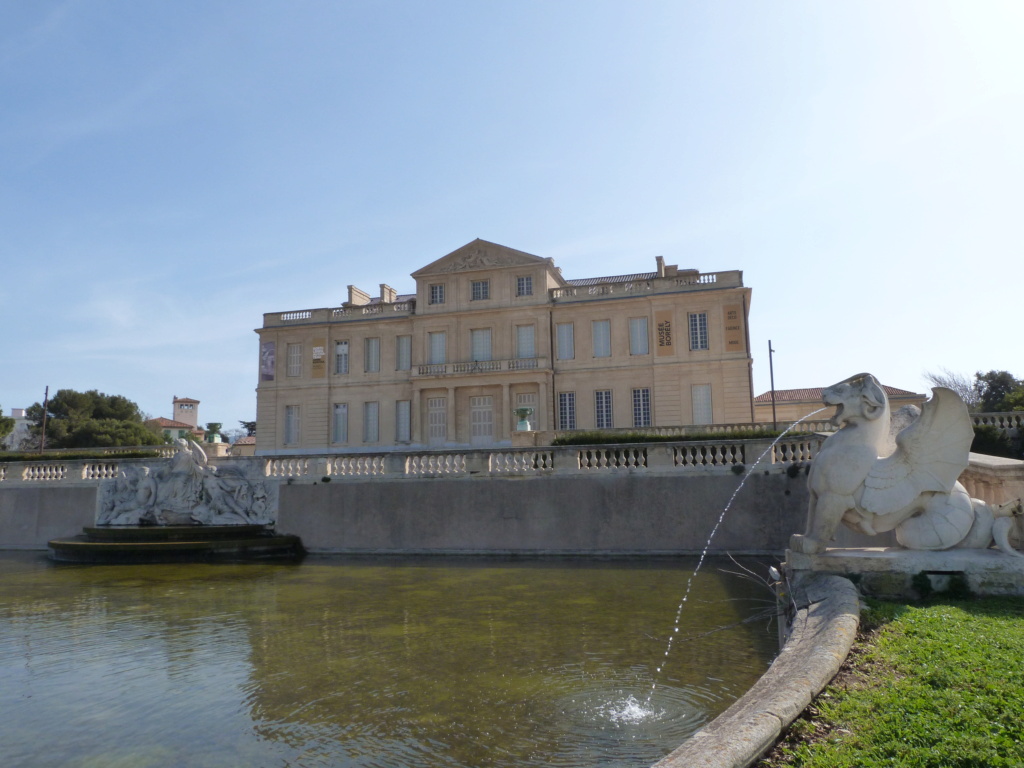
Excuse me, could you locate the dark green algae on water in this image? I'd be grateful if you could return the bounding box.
[0,553,778,768]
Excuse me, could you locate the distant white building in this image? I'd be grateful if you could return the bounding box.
[146,396,206,441]
[2,408,32,450]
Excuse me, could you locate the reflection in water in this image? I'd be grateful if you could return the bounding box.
[0,553,778,768]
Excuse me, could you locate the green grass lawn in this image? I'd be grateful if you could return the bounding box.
[760,596,1024,768]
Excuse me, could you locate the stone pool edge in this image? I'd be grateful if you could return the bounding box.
[652,572,860,768]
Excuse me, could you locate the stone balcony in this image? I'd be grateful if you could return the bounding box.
[414,357,547,377]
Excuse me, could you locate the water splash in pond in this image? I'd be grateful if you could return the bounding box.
[0,553,778,768]
[596,694,662,724]
[648,410,828,704]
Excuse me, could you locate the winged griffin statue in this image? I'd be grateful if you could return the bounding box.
[790,373,1022,556]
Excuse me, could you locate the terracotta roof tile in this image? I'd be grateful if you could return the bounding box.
[147,417,199,429]
[753,385,925,403]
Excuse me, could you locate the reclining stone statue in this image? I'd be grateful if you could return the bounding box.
[97,439,275,526]
[790,372,1022,556]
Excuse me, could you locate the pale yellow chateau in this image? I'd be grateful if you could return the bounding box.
[254,239,754,454]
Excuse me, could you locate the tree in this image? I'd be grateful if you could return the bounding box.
[26,389,162,449]
[239,420,256,436]
[0,405,14,444]
[924,368,980,409]
[975,370,1024,412]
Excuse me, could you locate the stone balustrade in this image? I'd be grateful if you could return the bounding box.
[971,412,1023,444]
[4,437,1017,507]
[960,453,1024,507]
[551,270,741,302]
[414,357,548,377]
[552,420,836,440]
[2,436,826,487]
[264,302,415,327]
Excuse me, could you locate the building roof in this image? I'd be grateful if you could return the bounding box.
[147,417,198,429]
[754,385,924,403]
[233,435,256,445]
[172,397,200,404]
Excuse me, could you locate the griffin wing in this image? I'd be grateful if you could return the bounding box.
[860,387,973,516]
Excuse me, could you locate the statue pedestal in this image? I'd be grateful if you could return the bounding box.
[48,525,304,564]
[786,547,1024,599]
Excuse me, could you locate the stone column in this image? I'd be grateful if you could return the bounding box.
[446,386,457,444]
[501,383,511,440]
[538,380,549,431]
[410,386,421,445]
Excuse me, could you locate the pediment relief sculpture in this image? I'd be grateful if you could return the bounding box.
[412,239,551,276]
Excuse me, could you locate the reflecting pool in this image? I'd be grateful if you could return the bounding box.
[0,553,778,767]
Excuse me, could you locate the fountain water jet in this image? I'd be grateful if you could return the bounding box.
[645,409,829,705]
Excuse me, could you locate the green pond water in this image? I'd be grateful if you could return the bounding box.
[0,553,779,768]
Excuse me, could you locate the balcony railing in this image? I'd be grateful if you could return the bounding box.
[415,357,546,377]
[551,270,743,302]
[264,301,415,327]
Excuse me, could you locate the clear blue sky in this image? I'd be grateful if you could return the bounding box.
[2,1,1021,431]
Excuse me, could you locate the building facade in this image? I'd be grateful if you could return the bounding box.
[254,239,754,454]
[2,408,32,451]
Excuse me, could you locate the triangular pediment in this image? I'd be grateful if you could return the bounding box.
[412,239,550,277]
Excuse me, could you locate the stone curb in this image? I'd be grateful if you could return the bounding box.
[652,572,860,768]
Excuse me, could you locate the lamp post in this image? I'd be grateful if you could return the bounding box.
[768,341,777,431]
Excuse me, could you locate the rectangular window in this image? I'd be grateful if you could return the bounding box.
[689,312,709,350]
[516,276,533,296]
[334,340,349,374]
[632,388,652,427]
[471,280,490,301]
[470,396,494,445]
[428,331,447,364]
[470,328,492,361]
[284,405,300,444]
[592,320,611,358]
[429,284,445,305]
[557,392,576,430]
[692,384,713,425]
[395,335,411,371]
[364,337,380,372]
[396,400,411,442]
[629,317,649,355]
[556,323,575,360]
[332,403,348,443]
[516,325,535,359]
[517,392,537,409]
[595,390,613,429]
[363,402,379,443]
[427,397,447,443]
[286,343,302,377]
